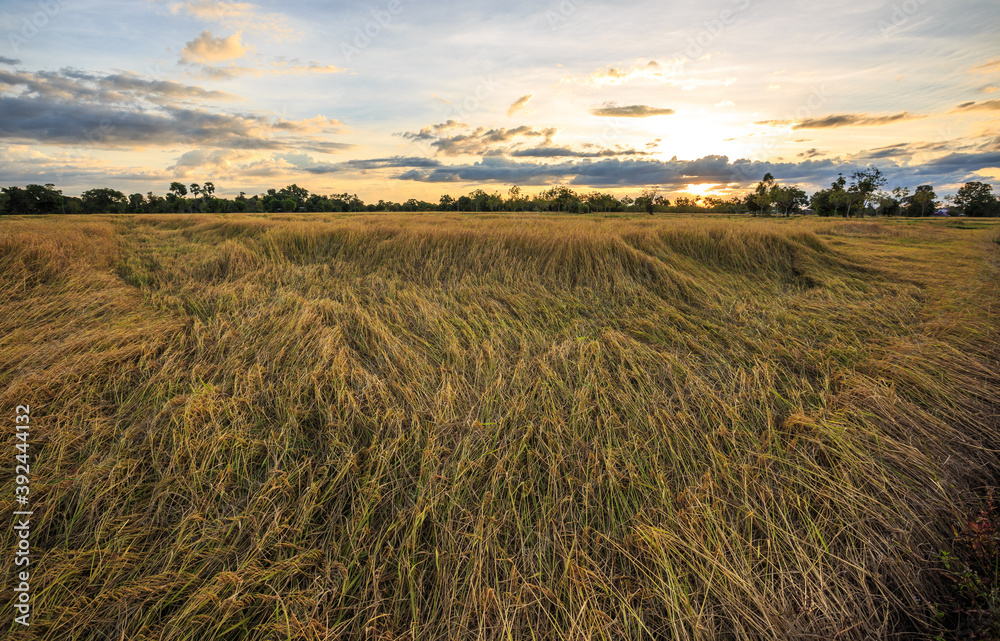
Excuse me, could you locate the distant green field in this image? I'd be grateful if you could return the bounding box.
[2,213,999,640]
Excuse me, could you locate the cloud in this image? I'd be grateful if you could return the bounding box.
[971,58,1000,75]
[165,0,295,40]
[301,156,444,174]
[398,120,467,142]
[399,121,656,160]
[852,131,999,161]
[756,112,921,130]
[398,123,557,156]
[394,155,839,187]
[0,57,20,66]
[853,143,915,160]
[193,154,444,178]
[953,100,1000,112]
[915,151,1000,172]
[273,62,341,74]
[0,68,239,104]
[583,60,678,86]
[392,153,999,192]
[169,148,243,171]
[590,104,675,118]
[797,148,824,159]
[0,143,170,188]
[218,60,343,78]
[0,90,349,152]
[170,0,257,20]
[102,72,240,103]
[507,94,533,117]
[510,147,652,158]
[189,61,343,80]
[181,31,248,64]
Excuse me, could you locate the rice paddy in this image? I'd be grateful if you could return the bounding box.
[1,212,999,640]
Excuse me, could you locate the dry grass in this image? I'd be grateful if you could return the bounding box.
[2,212,999,640]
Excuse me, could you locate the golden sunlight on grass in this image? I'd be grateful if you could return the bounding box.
[1,213,999,639]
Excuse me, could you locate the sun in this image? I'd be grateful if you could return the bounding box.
[650,113,746,163]
[683,183,718,198]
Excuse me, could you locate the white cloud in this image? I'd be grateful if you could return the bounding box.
[181,31,248,64]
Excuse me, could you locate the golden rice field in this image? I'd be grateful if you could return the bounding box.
[1,212,999,640]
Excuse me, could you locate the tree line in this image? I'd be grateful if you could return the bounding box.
[1,170,998,217]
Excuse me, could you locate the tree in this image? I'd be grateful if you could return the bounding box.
[189,183,202,210]
[905,184,936,217]
[771,185,808,216]
[439,194,456,211]
[31,184,65,214]
[147,191,167,213]
[506,186,524,211]
[539,187,579,213]
[636,187,659,215]
[847,167,886,217]
[169,182,189,212]
[0,185,66,215]
[277,184,309,208]
[832,189,860,217]
[888,187,910,217]
[753,173,776,216]
[873,190,901,217]
[1,186,34,215]
[954,182,999,217]
[127,193,146,213]
[810,188,834,217]
[809,173,854,217]
[81,188,126,214]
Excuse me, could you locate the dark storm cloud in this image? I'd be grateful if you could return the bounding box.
[0,68,238,104]
[398,124,558,156]
[393,154,999,191]
[301,156,444,174]
[0,67,348,152]
[0,95,344,151]
[399,122,651,159]
[916,151,1000,171]
[395,155,839,187]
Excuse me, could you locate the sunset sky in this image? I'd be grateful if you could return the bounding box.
[1,0,998,201]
